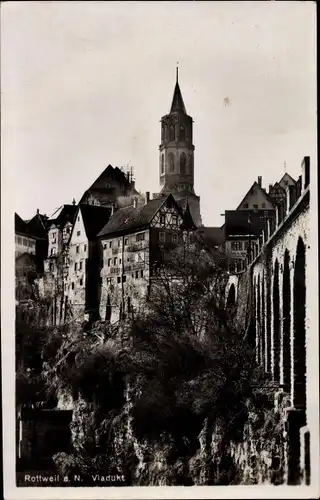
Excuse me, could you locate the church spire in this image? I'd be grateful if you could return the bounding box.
[170,65,186,114]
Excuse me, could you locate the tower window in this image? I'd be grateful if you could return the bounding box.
[169,124,175,141]
[180,152,187,175]
[161,154,164,174]
[179,125,186,141]
[169,153,175,172]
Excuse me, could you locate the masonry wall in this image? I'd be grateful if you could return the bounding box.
[100,229,150,324]
[225,172,312,485]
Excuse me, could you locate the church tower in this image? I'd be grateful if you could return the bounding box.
[159,68,202,226]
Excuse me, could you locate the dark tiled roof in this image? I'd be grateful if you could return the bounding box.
[15,213,28,235]
[98,194,182,238]
[225,209,275,238]
[79,205,112,240]
[49,204,78,228]
[197,227,225,246]
[25,213,49,239]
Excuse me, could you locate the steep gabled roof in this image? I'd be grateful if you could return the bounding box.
[15,213,28,235]
[236,181,275,210]
[87,164,131,191]
[278,172,296,186]
[24,213,48,239]
[98,194,185,238]
[48,204,78,228]
[79,205,112,241]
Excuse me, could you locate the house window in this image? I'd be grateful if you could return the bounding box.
[243,203,249,208]
[79,261,83,271]
[74,262,77,271]
[117,277,121,284]
[51,248,56,256]
[108,258,111,266]
[49,263,54,272]
[160,214,166,225]
[76,245,79,254]
[119,258,122,264]
[107,277,113,285]
[169,152,175,172]
[77,231,81,236]
[172,234,178,243]
[140,270,144,278]
[66,227,70,234]
[18,236,22,244]
[51,232,56,241]
[122,275,126,283]
[127,257,130,262]
[109,241,112,248]
[136,233,145,242]
[159,232,165,242]
[114,257,117,266]
[125,238,129,245]
[135,271,139,279]
[161,154,165,174]
[253,204,259,209]
[23,238,27,246]
[231,241,243,251]
[80,278,83,286]
[172,215,178,226]
[71,282,74,290]
[77,216,80,222]
[103,243,107,249]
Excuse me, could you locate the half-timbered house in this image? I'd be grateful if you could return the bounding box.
[98,193,196,324]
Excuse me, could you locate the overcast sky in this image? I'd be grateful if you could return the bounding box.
[2,1,316,226]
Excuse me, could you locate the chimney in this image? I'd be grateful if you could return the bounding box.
[257,176,262,187]
[126,172,130,182]
[133,198,138,209]
[36,208,39,215]
[72,198,76,205]
[269,184,273,193]
[145,191,150,205]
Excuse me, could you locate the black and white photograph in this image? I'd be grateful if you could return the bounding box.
[1,1,318,498]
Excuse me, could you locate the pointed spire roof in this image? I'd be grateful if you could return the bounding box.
[170,66,187,114]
